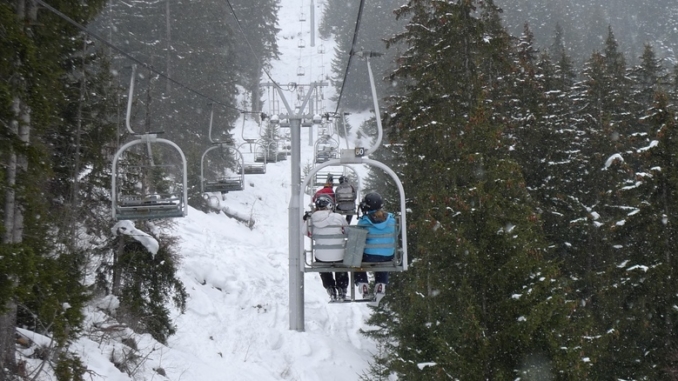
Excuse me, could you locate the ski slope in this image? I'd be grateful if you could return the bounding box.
[157,0,381,379]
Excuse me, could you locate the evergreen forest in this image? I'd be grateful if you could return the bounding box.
[3,0,678,379]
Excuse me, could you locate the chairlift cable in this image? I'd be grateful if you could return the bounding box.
[333,0,366,115]
[35,0,251,114]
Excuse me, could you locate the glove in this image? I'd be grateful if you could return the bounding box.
[303,211,311,221]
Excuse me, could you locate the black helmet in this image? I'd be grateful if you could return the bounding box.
[339,175,346,184]
[360,192,383,213]
[315,195,334,210]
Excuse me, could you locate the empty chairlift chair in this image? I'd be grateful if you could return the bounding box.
[239,141,267,174]
[112,65,187,221]
[200,144,245,194]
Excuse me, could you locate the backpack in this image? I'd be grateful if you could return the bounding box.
[334,183,356,212]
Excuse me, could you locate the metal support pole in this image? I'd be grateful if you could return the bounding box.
[288,116,304,331]
[277,83,324,332]
[310,0,315,47]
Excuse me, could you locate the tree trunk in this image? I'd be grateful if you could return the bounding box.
[0,302,18,380]
[2,98,19,244]
[0,1,35,376]
[251,63,261,123]
[165,0,171,95]
[113,232,124,296]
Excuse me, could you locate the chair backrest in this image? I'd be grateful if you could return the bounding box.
[363,214,398,256]
[335,183,356,211]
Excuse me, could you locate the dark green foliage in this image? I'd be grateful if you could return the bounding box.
[359,0,678,377]
[0,244,36,313]
[17,251,89,344]
[496,0,678,68]
[0,1,114,374]
[114,231,187,344]
[363,1,597,379]
[598,93,678,379]
[54,351,87,381]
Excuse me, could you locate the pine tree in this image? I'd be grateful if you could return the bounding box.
[114,229,187,344]
[630,44,666,111]
[228,0,280,114]
[1,0,110,375]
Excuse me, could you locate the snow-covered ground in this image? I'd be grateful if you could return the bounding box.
[17,1,385,380]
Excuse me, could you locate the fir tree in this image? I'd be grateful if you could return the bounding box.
[601,92,678,379]
[367,1,594,378]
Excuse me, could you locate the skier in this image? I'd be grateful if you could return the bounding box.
[353,192,397,303]
[305,195,349,301]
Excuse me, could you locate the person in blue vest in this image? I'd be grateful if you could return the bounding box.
[354,192,397,301]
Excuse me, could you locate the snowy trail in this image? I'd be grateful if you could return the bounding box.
[123,1,380,379]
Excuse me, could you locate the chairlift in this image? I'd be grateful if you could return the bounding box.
[300,51,408,303]
[260,138,280,163]
[298,39,306,49]
[238,141,267,174]
[296,66,305,77]
[299,12,306,22]
[200,144,245,195]
[313,135,339,167]
[198,107,245,194]
[111,65,187,221]
[306,165,361,214]
[318,44,325,54]
[278,138,292,159]
[302,158,407,303]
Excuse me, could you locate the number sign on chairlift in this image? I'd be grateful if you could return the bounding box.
[111,65,188,221]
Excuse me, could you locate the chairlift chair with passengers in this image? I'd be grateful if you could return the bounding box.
[200,107,245,196]
[111,65,188,221]
[306,166,361,214]
[300,52,408,303]
[303,160,407,303]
